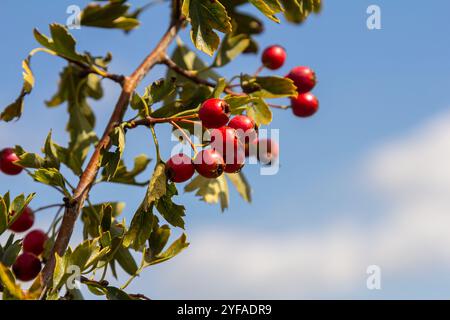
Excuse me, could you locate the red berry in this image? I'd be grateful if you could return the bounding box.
[12,252,41,282]
[286,66,317,94]
[9,207,35,233]
[223,152,245,174]
[0,148,23,175]
[257,139,279,165]
[210,126,239,156]
[209,127,245,173]
[262,45,287,70]
[193,149,225,179]
[165,154,195,183]
[291,92,319,118]
[23,230,48,256]
[199,98,230,129]
[228,115,257,142]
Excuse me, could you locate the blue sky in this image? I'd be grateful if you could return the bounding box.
[1,0,450,299]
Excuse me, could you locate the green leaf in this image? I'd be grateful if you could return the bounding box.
[115,246,138,275]
[130,91,149,118]
[102,154,151,186]
[101,126,126,181]
[144,233,189,266]
[106,286,132,300]
[211,78,227,98]
[252,76,297,98]
[30,168,68,195]
[80,1,140,31]
[148,225,171,257]
[146,78,177,106]
[224,95,253,114]
[43,131,61,169]
[226,172,252,202]
[46,65,101,174]
[6,193,36,231]
[185,175,229,211]
[1,240,22,267]
[0,197,8,236]
[82,202,125,238]
[247,97,272,126]
[1,57,35,122]
[182,0,233,56]
[280,0,322,23]
[123,206,155,250]
[100,205,113,233]
[144,163,167,211]
[155,183,186,229]
[249,0,284,23]
[213,34,250,67]
[34,24,88,65]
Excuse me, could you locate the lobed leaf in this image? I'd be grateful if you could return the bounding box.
[182,0,233,56]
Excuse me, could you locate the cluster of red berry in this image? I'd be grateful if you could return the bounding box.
[1,149,48,282]
[166,99,261,182]
[8,207,47,282]
[262,45,319,117]
[165,45,318,183]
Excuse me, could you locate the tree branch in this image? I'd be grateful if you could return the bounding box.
[160,55,244,96]
[79,276,151,300]
[40,3,184,295]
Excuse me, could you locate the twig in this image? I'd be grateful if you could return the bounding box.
[269,103,290,110]
[79,276,151,300]
[127,114,198,128]
[64,56,125,86]
[254,65,265,77]
[34,203,64,213]
[39,0,185,296]
[170,120,198,154]
[161,55,244,96]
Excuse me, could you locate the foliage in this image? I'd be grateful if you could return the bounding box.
[0,0,322,300]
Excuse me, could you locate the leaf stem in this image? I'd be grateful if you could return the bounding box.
[149,125,161,162]
[170,120,198,155]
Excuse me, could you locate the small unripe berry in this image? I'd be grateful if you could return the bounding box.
[23,230,48,256]
[257,138,279,165]
[262,45,287,70]
[199,98,231,129]
[165,154,195,183]
[0,148,23,175]
[9,207,35,233]
[286,66,317,94]
[291,92,319,118]
[194,149,225,179]
[12,252,42,282]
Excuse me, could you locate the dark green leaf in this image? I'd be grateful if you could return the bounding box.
[144,233,189,266]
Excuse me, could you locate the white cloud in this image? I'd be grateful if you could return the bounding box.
[128,110,450,299]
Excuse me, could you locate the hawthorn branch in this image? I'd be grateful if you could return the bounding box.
[71,60,125,85]
[79,276,151,300]
[40,1,184,294]
[127,114,198,128]
[161,55,244,96]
